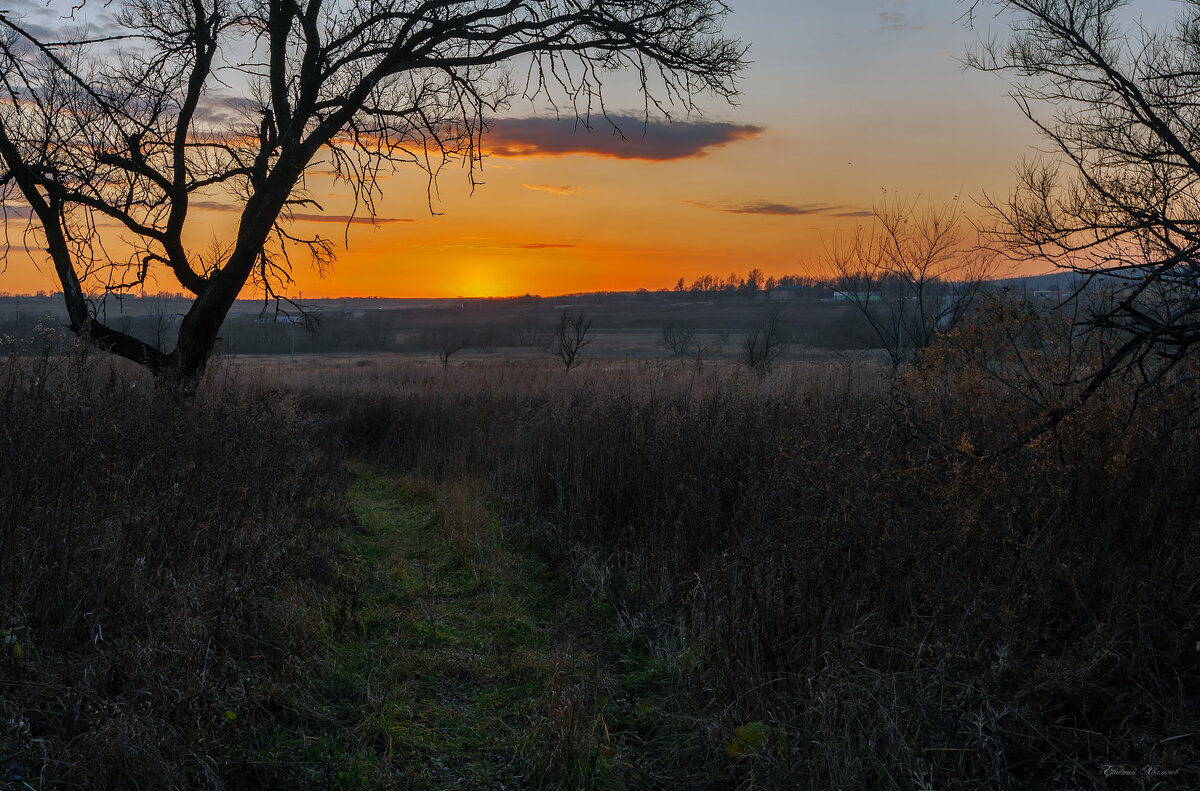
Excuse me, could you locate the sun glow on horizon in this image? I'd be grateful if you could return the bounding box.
[0,1,1055,301]
[450,262,520,298]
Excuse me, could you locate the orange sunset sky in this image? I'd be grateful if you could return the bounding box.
[2,0,1172,298]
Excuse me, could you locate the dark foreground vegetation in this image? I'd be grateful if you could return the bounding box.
[3,296,1198,788]
[0,350,348,787]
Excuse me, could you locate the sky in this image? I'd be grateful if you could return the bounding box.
[0,0,1173,297]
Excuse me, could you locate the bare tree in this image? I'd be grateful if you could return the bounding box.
[966,0,1200,414]
[148,296,173,353]
[661,321,695,358]
[740,266,765,296]
[694,331,727,370]
[0,0,746,389]
[742,306,787,376]
[434,328,469,369]
[827,196,995,366]
[511,320,546,348]
[551,310,591,371]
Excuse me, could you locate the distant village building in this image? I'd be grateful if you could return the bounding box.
[1033,290,1072,301]
[253,314,304,324]
[831,290,881,303]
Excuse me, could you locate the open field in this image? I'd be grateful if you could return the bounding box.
[0,292,884,362]
[3,306,1198,789]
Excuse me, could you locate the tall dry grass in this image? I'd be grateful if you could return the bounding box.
[0,344,346,788]
[285,335,1199,788]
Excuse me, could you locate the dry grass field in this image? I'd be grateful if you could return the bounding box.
[0,292,881,364]
[3,297,1198,789]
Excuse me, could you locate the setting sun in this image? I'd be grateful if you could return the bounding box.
[0,1,1047,300]
[451,262,517,299]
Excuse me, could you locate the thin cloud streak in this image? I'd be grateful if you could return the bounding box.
[0,205,35,220]
[688,200,872,217]
[190,201,413,224]
[879,12,928,32]
[432,239,577,250]
[523,184,580,195]
[288,213,415,225]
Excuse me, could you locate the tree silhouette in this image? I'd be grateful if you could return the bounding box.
[742,306,786,376]
[827,196,994,367]
[433,327,469,369]
[661,321,695,358]
[551,309,591,370]
[968,0,1200,412]
[0,0,745,387]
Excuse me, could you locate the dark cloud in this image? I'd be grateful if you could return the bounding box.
[189,200,239,213]
[433,239,576,250]
[0,205,35,220]
[188,201,413,224]
[486,115,763,161]
[723,202,834,216]
[4,0,58,24]
[13,20,59,40]
[879,12,927,31]
[288,213,414,225]
[193,96,261,126]
[689,201,874,218]
[3,0,122,42]
[523,184,580,195]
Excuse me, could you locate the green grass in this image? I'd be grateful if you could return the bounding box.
[222,465,700,790]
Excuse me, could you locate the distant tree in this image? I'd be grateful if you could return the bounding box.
[363,311,395,350]
[149,296,176,352]
[0,0,746,389]
[661,321,696,358]
[434,328,469,369]
[551,311,592,371]
[691,331,727,372]
[828,196,995,366]
[741,268,766,296]
[512,322,547,349]
[742,307,788,376]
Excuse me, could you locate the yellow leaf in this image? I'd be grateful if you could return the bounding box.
[725,721,772,758]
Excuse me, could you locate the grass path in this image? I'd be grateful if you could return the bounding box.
[332,466,556,789]
[235,465,687,789]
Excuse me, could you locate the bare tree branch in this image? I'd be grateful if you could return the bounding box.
[968,0,1200,412]
[827,195,996,367]
[0,0,747,386]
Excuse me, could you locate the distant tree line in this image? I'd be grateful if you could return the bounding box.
[671,269,840,300]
